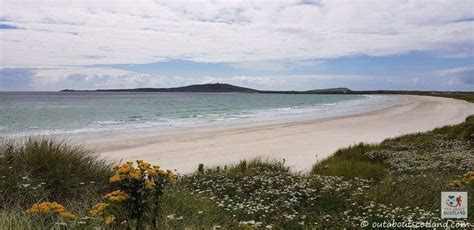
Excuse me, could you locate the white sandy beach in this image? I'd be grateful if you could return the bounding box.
[83,95,474,174]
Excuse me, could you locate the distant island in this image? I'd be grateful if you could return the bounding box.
[60,83,352,94]
[61,83,473,96]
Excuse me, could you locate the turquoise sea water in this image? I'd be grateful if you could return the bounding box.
[0,92,400,138]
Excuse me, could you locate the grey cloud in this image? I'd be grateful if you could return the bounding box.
[1,0,473,67]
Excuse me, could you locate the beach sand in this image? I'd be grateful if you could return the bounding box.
[82,95,474,174]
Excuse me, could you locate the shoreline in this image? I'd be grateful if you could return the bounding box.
[2,94,395,139]
[81,95,473,174]
[72,95,402,147]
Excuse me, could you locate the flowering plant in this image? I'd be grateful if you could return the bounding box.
[452,170,474,188]
[90,160,176,228]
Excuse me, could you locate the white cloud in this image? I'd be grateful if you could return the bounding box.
[1,0,473,67]
[25,67,163,90]
[202,74,376,90]
[433,66,474,86]
[435,66,474,77]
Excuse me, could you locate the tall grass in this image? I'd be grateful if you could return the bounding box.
[224,157,288,176]
[0,138,111,208]
[311,143,388,180]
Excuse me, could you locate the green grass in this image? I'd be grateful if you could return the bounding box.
[311,143,388,181]
[213,157,288,176]
[0,138,111,208]
[311,158,388,181]
[432,114,474,143]
[417,92,474,103]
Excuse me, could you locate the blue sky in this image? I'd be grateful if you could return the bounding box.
[0,0,473,91]
[112,53,473,78]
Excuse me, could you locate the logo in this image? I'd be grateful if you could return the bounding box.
[446,195,462,207]
[441,192,467,219]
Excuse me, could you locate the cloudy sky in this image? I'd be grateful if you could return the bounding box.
[0,0,473,91]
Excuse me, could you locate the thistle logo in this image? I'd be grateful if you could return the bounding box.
[441,192,467,219]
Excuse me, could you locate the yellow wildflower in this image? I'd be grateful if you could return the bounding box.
[27,202,76,219]
[158,169,168,176]
[137,160,151,171]
[467,171,474,176]
[27,204,41,214]
[109,174,123,184]
[116,162,133,174]
[148,168,158,176]
[167,172,177,182]
[89,202,109,217]
[453,179,464,187]
[130,169,142,180]
[27,202,63,214]
[59,211,77,219]
[145,179,156,189]
[103,190,129,202]
[38,204,51,213]
[103,215,115,224]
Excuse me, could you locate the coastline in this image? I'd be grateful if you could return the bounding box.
[81,95,474,174]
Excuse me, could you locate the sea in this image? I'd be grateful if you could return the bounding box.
[0,92,402,138]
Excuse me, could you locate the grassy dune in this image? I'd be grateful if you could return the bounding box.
[418,93,474,103]
[1,97,472,229]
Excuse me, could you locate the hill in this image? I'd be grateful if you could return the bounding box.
[60,84,474,99]
[61,83,258,93]
[60,83,351,94]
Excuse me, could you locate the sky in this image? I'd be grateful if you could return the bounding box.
[0,0,473,91]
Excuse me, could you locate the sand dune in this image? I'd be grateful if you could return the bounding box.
[84,95,474,174]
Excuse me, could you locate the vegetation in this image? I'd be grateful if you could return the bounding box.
[416,92,474,103]
[92,160,176,228]
[312,115,474,222]
[0,138,111,208]
[0,96,472,229]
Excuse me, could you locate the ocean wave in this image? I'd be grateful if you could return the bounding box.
[2,95,401,138]
[94,120,126,125]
